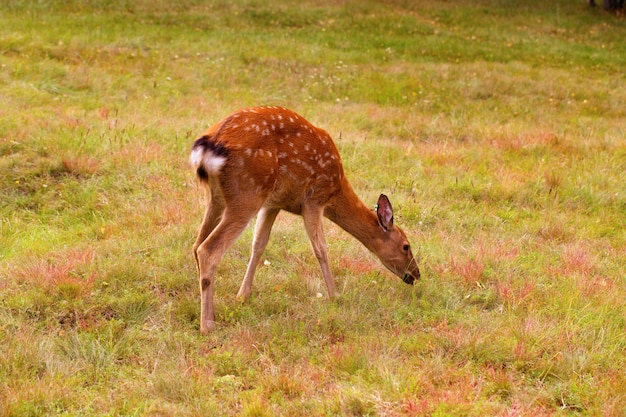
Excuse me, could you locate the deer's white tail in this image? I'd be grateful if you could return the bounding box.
[190,135,227,181]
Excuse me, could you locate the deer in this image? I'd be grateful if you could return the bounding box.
[190,106,420,333]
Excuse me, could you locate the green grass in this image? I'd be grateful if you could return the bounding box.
[1,0,626,415]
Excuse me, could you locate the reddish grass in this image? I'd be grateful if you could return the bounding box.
[547,241,599,297]
[110,141,166,168]
[489,131,572,155]
[440,250,485,287]
[338,255,379,275]
[12,247,97,296]
[417,141,462,167]
[558,242,596,277]
[61,155,101,176]
[496,280,536,306]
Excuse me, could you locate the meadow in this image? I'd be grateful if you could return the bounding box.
[1,0,625,415]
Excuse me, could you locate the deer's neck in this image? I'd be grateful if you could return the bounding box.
[324,178,382,254]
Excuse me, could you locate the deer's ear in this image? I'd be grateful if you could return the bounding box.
[376,194,394,231]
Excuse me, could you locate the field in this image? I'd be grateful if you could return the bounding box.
[1,0,625,415]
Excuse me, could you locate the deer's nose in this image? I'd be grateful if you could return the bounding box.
[402,273,416,285]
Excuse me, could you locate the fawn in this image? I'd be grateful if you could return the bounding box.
[191,106,420,333]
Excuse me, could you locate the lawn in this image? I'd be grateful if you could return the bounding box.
[1,0,625,415]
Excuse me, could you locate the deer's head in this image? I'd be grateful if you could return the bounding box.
[375,194,420,285]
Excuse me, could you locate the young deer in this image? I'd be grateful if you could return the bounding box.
[191,106,420,333]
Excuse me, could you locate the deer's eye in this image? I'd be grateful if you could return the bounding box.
[403,244,410,252]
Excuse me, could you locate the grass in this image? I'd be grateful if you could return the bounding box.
[1,0,625,415]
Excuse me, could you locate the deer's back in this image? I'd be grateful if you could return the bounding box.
[199,107,345,214]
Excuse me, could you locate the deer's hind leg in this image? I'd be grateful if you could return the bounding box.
[193,202,224,271]
[195,209,253,333]
[195,194,267,333]
[192,180,227,270]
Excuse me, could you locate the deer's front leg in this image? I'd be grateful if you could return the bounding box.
[302,204,338,298]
